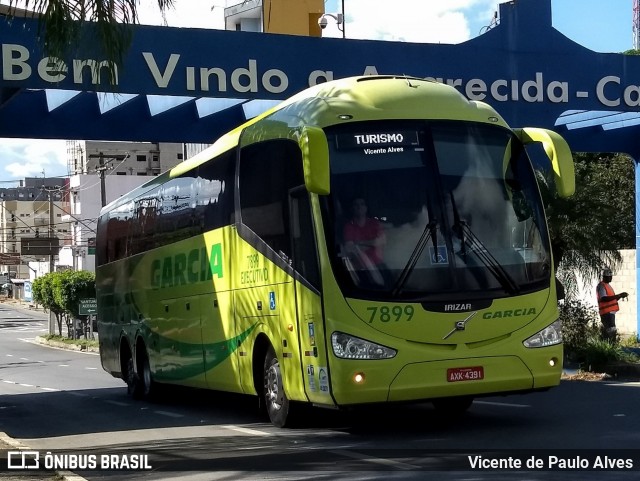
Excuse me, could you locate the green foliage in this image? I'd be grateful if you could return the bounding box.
[44,334,98,349]
[537,152,634,300]
[560,300,640,373]
[53,270,96,318]
[32,273,63,314]
[578,338,628,373]
[32,272,67,335]
[621,334,640,347]
[32,271,95,337]
[560,300,600,357]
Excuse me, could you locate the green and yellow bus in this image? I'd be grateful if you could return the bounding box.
[96,75,575,427]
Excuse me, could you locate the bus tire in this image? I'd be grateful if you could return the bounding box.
[140,349,158,401]
[263,346,292,428]
[125,355,143,400]
[432,396,473,415]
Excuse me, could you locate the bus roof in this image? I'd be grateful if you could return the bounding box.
[101,76,507,215]
[172,76,507,175]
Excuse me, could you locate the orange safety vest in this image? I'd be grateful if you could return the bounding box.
[597,282,619,315]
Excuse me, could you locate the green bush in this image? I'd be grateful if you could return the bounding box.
[560,300,600,358]
[621,334,640,347]
[578,338,626,372]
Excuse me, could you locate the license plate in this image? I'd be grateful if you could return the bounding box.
[447,366,484,382]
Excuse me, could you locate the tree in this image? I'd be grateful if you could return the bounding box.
[54,270,96,318]
[32,272,65,335]
[32,270,96,337]
[52,270,95,338]
[5,0,175,81]
[537,152,635,299]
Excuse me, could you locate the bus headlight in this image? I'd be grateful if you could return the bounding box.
[331,332,397,359]
[523,319,562,348]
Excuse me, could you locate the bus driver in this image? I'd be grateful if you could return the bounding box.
[343,198,386,284]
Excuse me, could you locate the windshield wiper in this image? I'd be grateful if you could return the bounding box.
[391,219,438,297]
[450,191,520,295]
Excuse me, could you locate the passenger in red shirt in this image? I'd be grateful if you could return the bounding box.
[343,198,386,269]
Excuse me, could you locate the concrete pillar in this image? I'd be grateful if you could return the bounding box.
[636,160,640,341]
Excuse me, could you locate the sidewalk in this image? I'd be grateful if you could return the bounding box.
[0,433,71,480]
[0,297,47,316]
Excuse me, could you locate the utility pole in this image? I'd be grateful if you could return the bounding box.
[48,190,55,335]
[97,152,107,207]
[635,0,640,50]
[49,191,55,274]
[89,151,127,208]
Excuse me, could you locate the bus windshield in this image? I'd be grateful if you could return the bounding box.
[323,120,551,301]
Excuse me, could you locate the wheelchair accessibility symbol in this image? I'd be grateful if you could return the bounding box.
[429,245,449,265]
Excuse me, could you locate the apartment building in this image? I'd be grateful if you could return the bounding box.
[66,141,184,177]
[0,177,71,279]
[61,141,186,273]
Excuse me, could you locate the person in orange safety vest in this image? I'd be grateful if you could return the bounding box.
[596,268,628,342]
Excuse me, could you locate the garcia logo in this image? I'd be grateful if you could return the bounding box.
[151,243,223,289]
[482,307,536,319]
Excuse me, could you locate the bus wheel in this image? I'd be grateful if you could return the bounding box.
[125,355,143,399]
[263,346,291,427]
[432,396,473,415]
[140,350,157,400]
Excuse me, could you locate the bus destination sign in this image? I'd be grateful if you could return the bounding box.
[336,131,420,150]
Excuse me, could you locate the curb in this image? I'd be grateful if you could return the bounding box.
[0,432,87,481]
[34,336,100,354]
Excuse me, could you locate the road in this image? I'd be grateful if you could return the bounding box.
[1,302,640,480]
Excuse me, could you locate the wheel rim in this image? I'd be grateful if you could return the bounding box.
[265,362,282,411]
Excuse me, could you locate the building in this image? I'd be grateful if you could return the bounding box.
[66,141,184,177]
[181,0,327,159]
[0,177,71,279]
[59,175,155,272]
[224,0,324,36]
[61,141,186,273]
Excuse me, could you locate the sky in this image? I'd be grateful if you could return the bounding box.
[0,0,635,183]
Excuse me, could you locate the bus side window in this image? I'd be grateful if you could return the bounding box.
[96,215,108,266]
[291,189,320,289]
[197,149,236,231]
[239,139,304,260]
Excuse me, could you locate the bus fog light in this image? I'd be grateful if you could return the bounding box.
[523,319,562,348]
[353,372,365,384]
[549,357,558,367]
[331,332,396,360]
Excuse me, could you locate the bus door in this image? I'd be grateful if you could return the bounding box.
[289,187,331,405]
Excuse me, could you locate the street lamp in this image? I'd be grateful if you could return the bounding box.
[318,0,345,38]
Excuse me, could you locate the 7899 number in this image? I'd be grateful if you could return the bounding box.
[366,305,415,323]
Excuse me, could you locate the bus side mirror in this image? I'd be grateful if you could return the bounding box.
[299,126,330,195]
[514,127,575,198]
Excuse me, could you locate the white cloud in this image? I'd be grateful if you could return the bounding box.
[323,0,498,44]
[136,0,224,29]
[0,139,67,179]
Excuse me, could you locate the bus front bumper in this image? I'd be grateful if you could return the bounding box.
[330,349,562,405]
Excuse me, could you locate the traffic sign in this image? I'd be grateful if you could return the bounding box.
[79,298,97,315]
[0,253,21,265]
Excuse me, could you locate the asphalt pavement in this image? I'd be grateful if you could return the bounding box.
[0,299,86,480]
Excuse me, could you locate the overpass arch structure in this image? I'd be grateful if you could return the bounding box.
[2,0,640,334]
